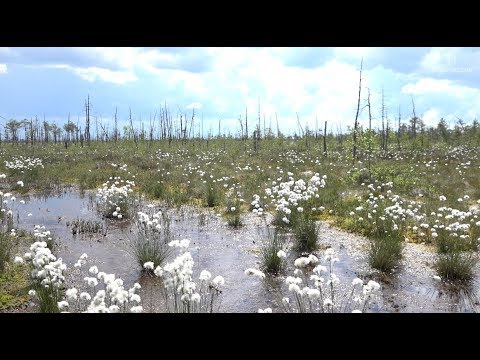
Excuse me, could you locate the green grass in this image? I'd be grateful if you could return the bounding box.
[261,228,285,275]
[131,235,171,272]
[0,263,31,310]
[435,252,478,282]
[0,232,13,272]
[368,236,403,273]
[292,217,319,253]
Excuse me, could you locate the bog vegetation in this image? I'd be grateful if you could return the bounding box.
[1,95,480,313]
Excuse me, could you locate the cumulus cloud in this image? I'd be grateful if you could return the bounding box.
[0,64,6,74]
[50,64,137,84]
[1,47,480,133]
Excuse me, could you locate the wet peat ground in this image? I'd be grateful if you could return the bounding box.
[4,189,480,313]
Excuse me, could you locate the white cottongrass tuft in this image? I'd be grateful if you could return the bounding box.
[143,261,154,270]
[58,301,69,310]
[244,268,266,279]
[258,308,272,313]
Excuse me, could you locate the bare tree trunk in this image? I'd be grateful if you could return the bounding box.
[85,95,91,146]
[129,108,138,148]
[386,109,390,152]
[411,95,417,140]
[245,107,248,140]
[276,112,280,138]
[381,88,385,151]
[367,88,372,177]
[257,99,261,141]
[352,58,363,165]
[95,116,99,142]
[323,120,327,156]
[114,107,118,142]
[397,105,401,150]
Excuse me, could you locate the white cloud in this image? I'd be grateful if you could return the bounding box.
[401,78,478,98]
[419,47,478,74]
[51,64,137,84]
[422,108,441,127]
[0,64,7,74]
[5,47,480,133]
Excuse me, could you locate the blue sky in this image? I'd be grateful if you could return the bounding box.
[1,47,479,136]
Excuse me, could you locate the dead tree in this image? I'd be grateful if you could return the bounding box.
[276,113,280,138]
[397,105,401,150]
[411,95,417,140]
[352,58,363,165]
[245,107,248,140]
[367,88,372,177]
[296,113,307,148]
[85,95,91,146]
[323,120,327,156]
[381,88,385,151]
[114,107,118,142]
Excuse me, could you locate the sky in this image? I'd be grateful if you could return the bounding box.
[1,47,479,136]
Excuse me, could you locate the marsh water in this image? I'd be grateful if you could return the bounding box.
[12,189,480,313]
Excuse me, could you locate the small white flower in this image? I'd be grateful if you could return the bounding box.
[352,278,363,286]
[58,301,69,310]
[143,262,154,270]
[367,280,381,291]
[433,275,441,281]
[244,268,266,279]
[294,257,310,268]
[307,288,320,300]
[109,305,120,313]
[14,256,24,264]
[130,294,141,303]
[288,284,301,293]
[258,308,272,313]
[307,254,318,264]
[313,265,327,274]
[28,289,36,297]
[154,266,163,277]
[117,214,122,219]
[130,306,143,313]
[116,206,121,212]
[323,298,333,307]
[277,250,287,259]
[179,239,190,248]
[80,292,91,301]
[230,207,236,212]
[86,277,98,287]
[199,270,212,281]
[89,266,99,275]
[66,288,78,301]
[212,275,225,287]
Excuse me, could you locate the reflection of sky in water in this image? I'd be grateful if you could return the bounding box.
[10,189,480,313]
